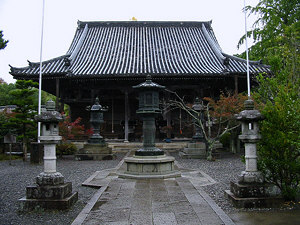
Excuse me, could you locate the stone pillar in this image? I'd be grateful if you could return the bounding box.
[19,100,78,211]
[142,116,156,150]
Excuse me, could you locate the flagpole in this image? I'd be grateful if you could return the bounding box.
[38,0,45,142]
[244,0,251,98]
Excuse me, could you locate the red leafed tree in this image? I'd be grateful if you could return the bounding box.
[166,90,247,160]
[204,93,247,136]
[59,116,92,141]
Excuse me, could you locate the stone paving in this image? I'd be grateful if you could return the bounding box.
[71,153,236,225]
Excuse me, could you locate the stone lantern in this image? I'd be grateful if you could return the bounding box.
[236,99,264,183]
[88,97,107,144]
[133,74,165,156]
[119,75,180,179]
[192,97,205,142]
[19,100,78,211]
[179,97,207,159]
[225,99,282,208]
[76,97,114,160]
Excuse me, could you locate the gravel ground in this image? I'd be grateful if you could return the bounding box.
[170,152,245,213]
[0,153,125,225]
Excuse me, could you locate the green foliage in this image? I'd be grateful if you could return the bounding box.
[0,30,8,50]
[0,82,16,105]
[0,111,13,141]
[56,143,77,156]
[256,81,300,200]
[0,154,22,161]
[237,0,300,77]
[219,132,231,148]
[244,0,300,200]
[6,80,39,142]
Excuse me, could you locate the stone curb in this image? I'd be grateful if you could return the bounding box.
[71,185,107,225]
[196,186,235,225]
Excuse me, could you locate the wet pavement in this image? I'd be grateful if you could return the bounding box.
[229,209,300,225]
[71,154,300,225]
[73,177,234,225]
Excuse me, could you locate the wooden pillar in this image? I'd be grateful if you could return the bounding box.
[55,78,60,111]
[124,90,129,142]
[234,74,238,95]
[165,92,171,127]
[111,96,114,133]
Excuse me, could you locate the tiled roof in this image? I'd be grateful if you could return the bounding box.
[10,21,270,79]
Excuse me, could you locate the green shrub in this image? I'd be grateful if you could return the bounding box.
[0,154,22,161]
[257,84,300,200]
[219,132,231,148]
[56,143,77,156]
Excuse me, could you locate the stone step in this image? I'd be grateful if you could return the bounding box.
[108,142,187,152]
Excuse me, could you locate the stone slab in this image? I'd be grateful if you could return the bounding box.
[225,190,284,208]
[75,153,115,160]
[19,191,78,211]
[179,151,207,159]
[230,181,281,198]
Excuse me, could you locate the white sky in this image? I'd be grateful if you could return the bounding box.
[0,0,259,84]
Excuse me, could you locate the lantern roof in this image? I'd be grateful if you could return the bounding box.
[35,100,64,123]
[133,75,165,90]
[235,99,264,121]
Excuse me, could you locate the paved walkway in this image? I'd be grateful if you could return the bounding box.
[72,156,235,225]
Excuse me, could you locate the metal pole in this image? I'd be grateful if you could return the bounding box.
[244,0,251,98]
[38,0,45,142]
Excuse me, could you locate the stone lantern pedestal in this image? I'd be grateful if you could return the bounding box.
[76,97,114,160]
[225,99,282,208]
[180,97,206,159]
[19,100,78,211]
[119,75,180,179]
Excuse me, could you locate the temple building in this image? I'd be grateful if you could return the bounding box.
[10,21,270,141]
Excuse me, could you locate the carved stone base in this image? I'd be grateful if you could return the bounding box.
[36,172,64,186]
[239,171,264,183]
[26,182,73,199]
[19,192,78,211]
[75,143,115,160]
[118,155,181,179]
[225,181,283,208]
[19,181,78,211]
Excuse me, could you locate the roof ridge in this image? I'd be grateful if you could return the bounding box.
[27,54,70,67]
[69,24,89,61]
[77,20,212,28]
[201,24,228,65]
[9,54,70,73]
[222,53,268,67]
